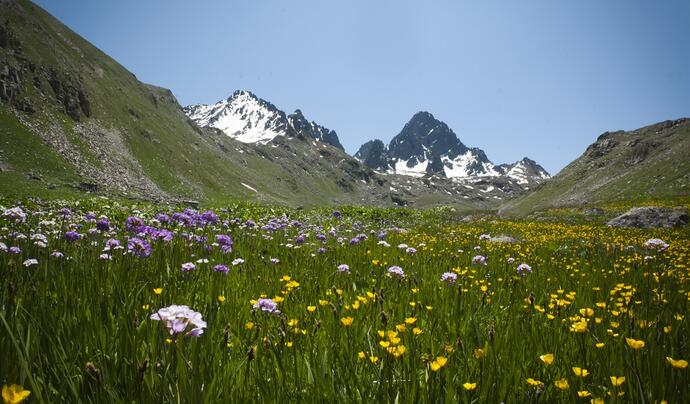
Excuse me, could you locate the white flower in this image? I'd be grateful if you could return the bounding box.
[23,258,38,267]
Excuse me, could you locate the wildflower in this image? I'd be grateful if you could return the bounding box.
[337,264,350,274]
[440,272,457,284]
[3,206,27,223]
[153,288,163,295]
[539,353,554,365]
[253,298,280,314]
[516,263,532,275]
[572,367,590,377]
[341,316,354,326]
[2,384,31,404]
[430,356,447,371]
[595,342,606,349]
[22,259,38,267]
[554,378,569,390]
[625,337,645,350]
[570,319,588,333]
[127,237,152,258]
[412,327,423,335]
[307,306,316,313]
[473,348,485,359]
[666,357,688,369]
[358,351,366,360]
[578,391,591,398]
[405,317,416,325]
[369,355,379,364]
[64,231,81,242]
[181,262,196,272]
[387,265,405,278]
[610,376,626,386]
[643,238,668,251]
[218,295,226,303]
[472,255,487,265]
[245,321,254,330]
[213,264,229,274]
[526,378,544,388]
[150,305,207,337]
[462,382,477,391]
[232,258,245,266]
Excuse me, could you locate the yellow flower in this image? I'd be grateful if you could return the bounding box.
[341,316,353,327]
[591,399,605,404]
[285,341,293,348]
[666,357,688,369]
[430,356,448,371]
[358,351,366,360]
[287,319,298,327]
[396,324,407,332]
[412,327,423,335]
[245,321,254,330]
[595,342,606,349]
[307,306,316,313]
[526,378,544,388]
[539,353,554,365]
[554,378,569,390]
[2,384,31,404]
[570,319,588,333]
[217,295,225,303]
[473,348,485,359]
[610,376,626,386]
[318,299,329,306]
[572,367,590,377]
[153,288,163,295]
[405,317,417,325]
[462,382,477,391]
[578,390,591,398]
[369,355,379,364]
[625,337,645,350]
[379,341,390,348]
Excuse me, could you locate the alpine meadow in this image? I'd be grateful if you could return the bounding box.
[1,0,689,403]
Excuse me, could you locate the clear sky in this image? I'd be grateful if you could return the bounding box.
[34,0,690,174]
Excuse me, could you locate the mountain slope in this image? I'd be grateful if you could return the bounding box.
[500,118,690,215]
[0,0,391,206]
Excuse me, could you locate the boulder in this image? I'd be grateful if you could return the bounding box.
[606,206,688,229]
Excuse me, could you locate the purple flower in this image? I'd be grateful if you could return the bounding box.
[84,212,97,221]
[156,213,170,223]
[216,234,233,253]
[96,218,111,231]
[253,298,280,314]
[516,263,532,275]
[332,210,342,219]
[387,265,405,278]
[105,238,121,250]
[181,262,196,272]
[406,247,417,255]
[200,210,218,225]
[245,219,256,228]
[295,234,306,244]
[59,207,72,218]
[441,272,457,284]
[127,237,152,258]
[150,305,207,337]
[150,228,174,242]
[317,247,326,254]
[337,264,350,274]
[64,231,81,242]
[3,207,26,223]
[125,216,146,232]
[9,246,21,254]
[472,255,487,265]
[643,238,668,251]
[213,264,229,274]
[316,233,326,241]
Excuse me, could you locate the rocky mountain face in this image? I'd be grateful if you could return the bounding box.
[185,91,344,150]
[355,111,550,184]
[500,118,690,215]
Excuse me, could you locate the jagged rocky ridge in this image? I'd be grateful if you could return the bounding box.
[184,90,344,150]
[355,111,550,184]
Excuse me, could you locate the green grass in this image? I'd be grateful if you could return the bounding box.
[1,199,688,402]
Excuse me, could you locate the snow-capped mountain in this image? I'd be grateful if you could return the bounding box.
[184,90,344,150]
[355,111,550,184]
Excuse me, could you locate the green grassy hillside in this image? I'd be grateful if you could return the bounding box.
[500,119,690,215]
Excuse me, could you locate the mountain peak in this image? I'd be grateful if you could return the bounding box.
[186,91,343,150]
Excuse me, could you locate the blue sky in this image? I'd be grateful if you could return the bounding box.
[35,0,690,174]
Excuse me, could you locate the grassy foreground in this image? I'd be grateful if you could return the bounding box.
[1,199,688,403]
